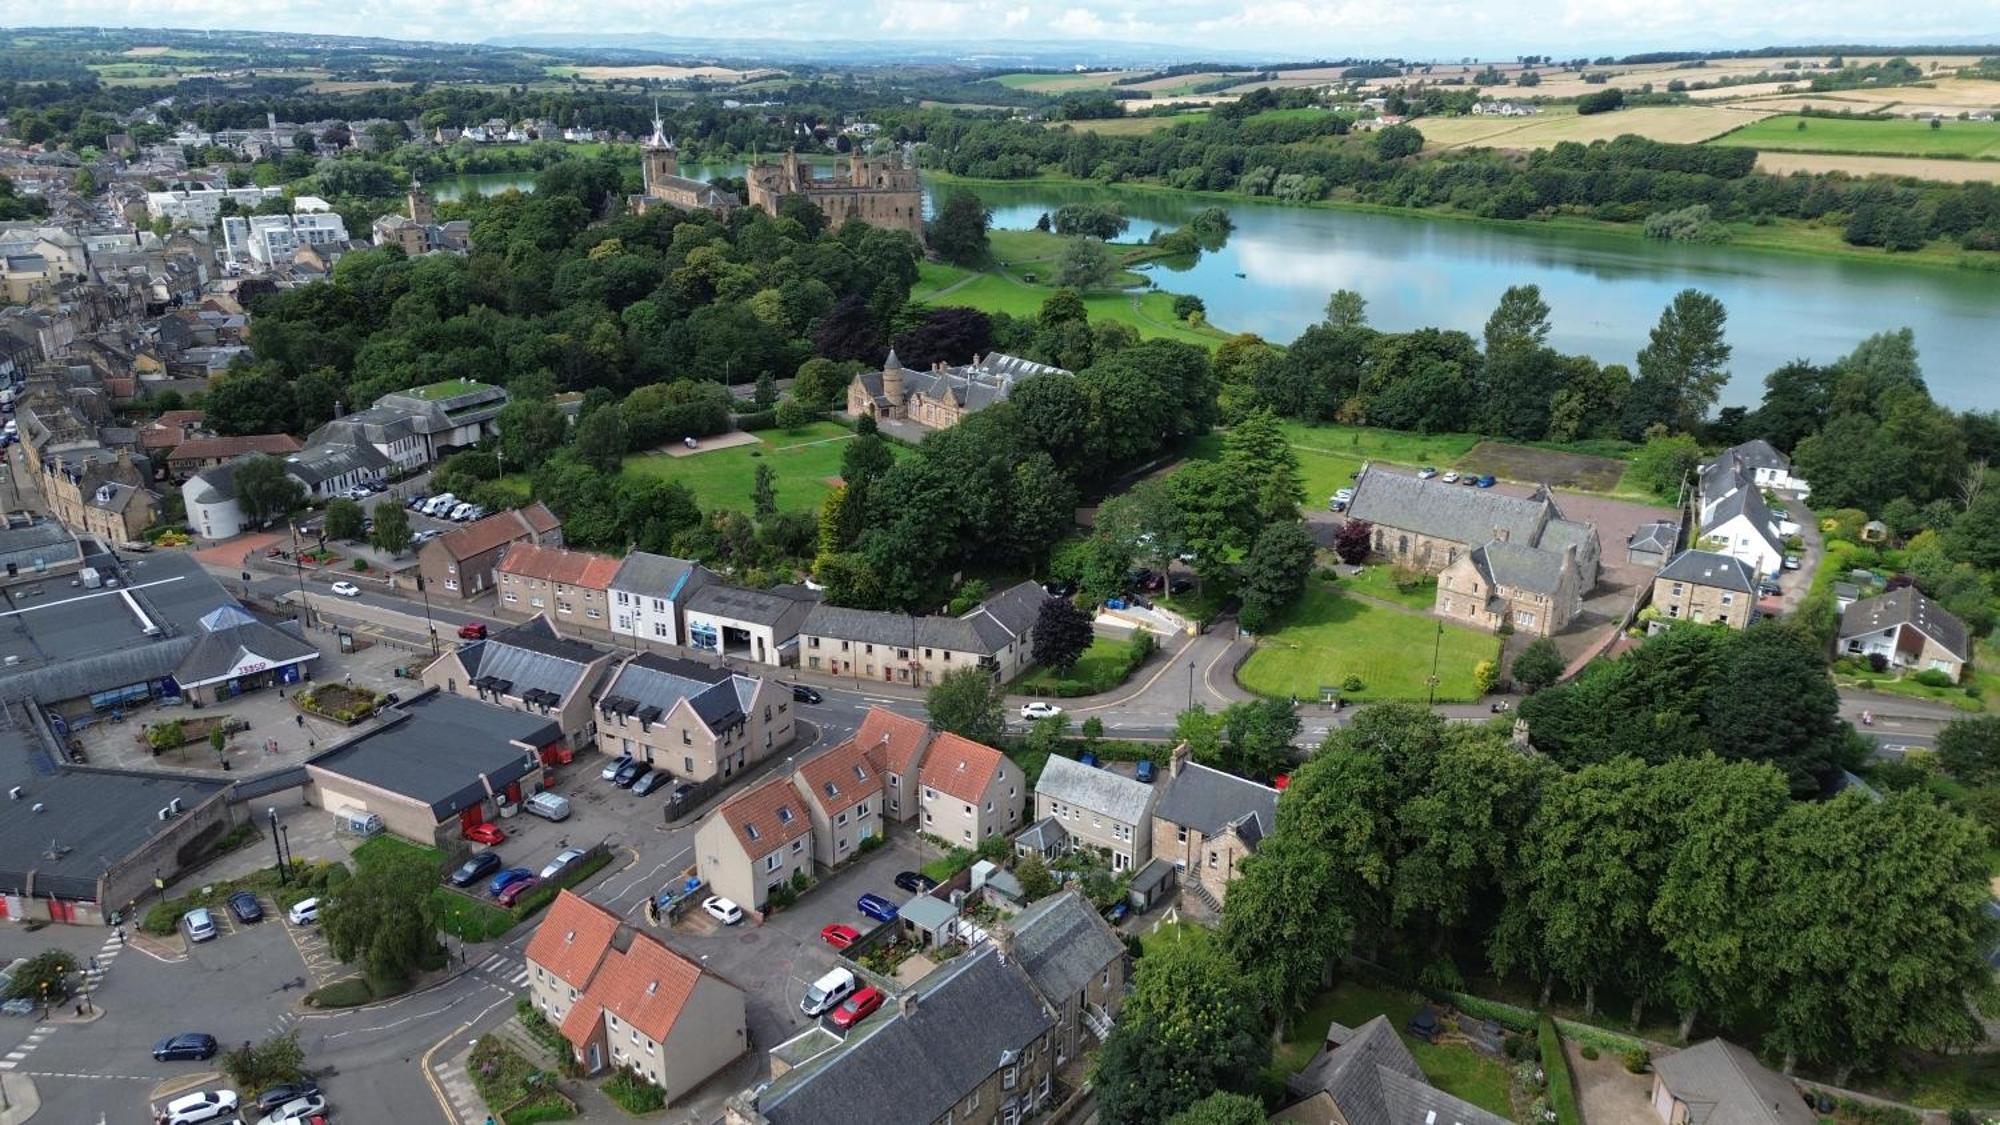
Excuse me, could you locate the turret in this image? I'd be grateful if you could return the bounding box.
[881,348,904,405]
[643,98,678,190]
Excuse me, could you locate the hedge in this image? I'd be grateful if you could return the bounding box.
[1540,1016,1585,1125]
[306,978,374,1008]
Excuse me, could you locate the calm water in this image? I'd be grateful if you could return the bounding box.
[925,181,2000,411]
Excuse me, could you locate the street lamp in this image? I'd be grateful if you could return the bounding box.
[1186,660,1196,712]
[267,807,286,885]
[1426,621,1444,708]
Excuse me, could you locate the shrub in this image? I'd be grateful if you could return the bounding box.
[1541,1016,1584,1125]
[1914,668,1956,688]
[1342,674,1364,692]
[1472,660,1498,695]
[352,558,369,572]
[3,950,76,1001]
[1580,1045,1599,1060]
[1624,1047,1651,1073]
[306,978,374,1007]
[604,1066,667,1114]
[767,882,797,910]
[147,720,185,752]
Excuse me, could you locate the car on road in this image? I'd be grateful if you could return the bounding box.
[257,1092,328,1124]
[1020,701,1063,721]
[489,867,535,898]
[328,581,361,598]
[153,1032,219,1062]
[1475,475,1497,488]
[457,621,488,640]
[464,821,506,845]
[496,876,541,907]
[893,871,937,894]
[448,852,504,888]
[829,986,884,1030]
[286,898,319,926]
[253,1081,322,1115]
[541,847,587,881]
[182,907,217,943]
[790,684,823,705]
[820,923,860,949]
[163,1088,239,1124]
[631,769,670,796]
[1417,466,1438,479]
[226,891,264,924]
[523,791,572,821]
[1783,554,1802,570]
[703,895,744,925]
[601,753,633,782]
[1441,471,1461,483]
[856,894,898,923]
[614,760,648,788]
[1332,487,1354,503]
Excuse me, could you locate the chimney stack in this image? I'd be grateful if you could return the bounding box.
[1170,742,1190,778]
[1493,526,1509,543]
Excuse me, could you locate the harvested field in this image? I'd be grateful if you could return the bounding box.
[1422,105,1773,150]
[1454,442,1629,493]
[1126,71,1249,94]
[1687,81,1809,101]
[1736,78,2000,117]
[1752,151,2000,183]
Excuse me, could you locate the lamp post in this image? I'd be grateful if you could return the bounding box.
[280,823,292,875]
[417,572,438,656]
[267,807,286,885]
[1186,660,1196,713]
[289,519,313,628]
[1426,621,1444,708]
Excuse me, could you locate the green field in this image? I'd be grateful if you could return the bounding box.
[1271,981,1516,1118]
[1336,564,1440,611]
[1238,582,1497,703]
[1056,113,1212,136]
[1183,422,1483,505]
[989,71,1137,92]
[1714,115,2000,160]
[622,421,889,513]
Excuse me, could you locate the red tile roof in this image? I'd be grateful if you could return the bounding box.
[524,890,623,990]
[919,732,1008,805]
[434,505,553,562]
[714,773,813,859]
[794,738,883,815]
[498,542,621,589]
[528,890,716,1047]
[588,929,703,1043]
[854,707,932,779]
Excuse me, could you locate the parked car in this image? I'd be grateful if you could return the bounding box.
[1476,475,1497,488]
[894,871,937,894]
[1417,466,1438,479]
[1077,751,1100,768]
[703,896,744,925]
[497,876,541,907]
[541,847,587,881]
[1441,471,1461,483]
[182,907,217,943]
[448,852,504,888]
[254,1082,321,1115]
[1135,759,1156,784]
[1105,901,1130,923]
[406,495,428,511]
[1333,487,1355,503]
[667,783,697,808]
[328,581,361,598]
[162,1089,239,1125]
[800,967,856,1017]
[1759,582,1784,598]
[614,760,648,788]
[830,986,884,1030]
[856,894,898,923]
[1020,701,1063,721]
[257,1092,327,1124]
[631,769,670,796]
[1327,499,1348,513]
[464,821,505,846]
[1783,555,1802,570]
[286,898,319,926]
[449,503,476,521]
[1459,474,1479,486]
[601,753,633,782]
[790,684,823,705]
[457,622,488,640]
[523,792,572,821]
[488,867,535,898]
[1168,577,1194,595]
[226,891,264,924]
[820,923,860,950]
[153,1032,219,1062]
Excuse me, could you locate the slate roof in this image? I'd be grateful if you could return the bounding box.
[173,617,318,688]
[686,582,816,629]
[711,773,812,859]
[1700,457,1750,507]
[1701,484,1782,553]
[1838,587,1970,660]
[0,520,81,576]
[1154,760,1279,839]
[1717,439,1790,474]
[965,580,1045,642]
[801,604,917,648]
[919,732,1008,805]
[1652,1039,1815,1125]
[1628,521,1679,555]
[1036,754,1155,825]
[1285,1015,1510,1125]
[1009,890,1124,1004]
[0,553,239,706]
[1017,816,1067,853]
[803,580,1042,657]
[794,738,882,815]
[1658,550,1758,595]
[609,551,708,600]
[1346,465,1558,548]
[464,616,606,704]
[599,652,750,734]
[754,944,1056,1125]
[432,503,559,562]
[868,351,1071,416]
[1468,539,1569,597]
[853,707,932,778]
[307,691,557,820]
[498,543,620,589]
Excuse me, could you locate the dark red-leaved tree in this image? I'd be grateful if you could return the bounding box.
[1333,519,1373,566]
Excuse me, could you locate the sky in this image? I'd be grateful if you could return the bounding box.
[27,0,2000,57]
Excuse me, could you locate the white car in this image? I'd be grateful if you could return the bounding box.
[287,898,319,926]
[182,907,217,943]
[541,847,587,881]
[258,1093,327,1125]
[1441,471,1461,483]
[162,1088,239,1125]
[1417,467,1438,479]
[703,895,744,925]
[1333,488,1354,503]
[328,581,361,598]
[1020,701,1064,721]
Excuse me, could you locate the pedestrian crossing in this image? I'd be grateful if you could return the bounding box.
[0,1025,56,1071]
[474,952,530,991]
[263,1009,300,1038]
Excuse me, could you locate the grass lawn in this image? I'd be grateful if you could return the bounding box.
[1239,582,1497,703]
[1181,423,1481,507]
[1712,114,2000,160]
[402,378,495,401]
[1273,981,1515,1118]
[1137,919,1212,959]
[1016,635,1145,695]
[621,421,883,514]
[914,271,1227,348]
[1336,564,1439,611]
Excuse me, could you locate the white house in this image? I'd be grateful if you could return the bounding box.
[1704,439,1810,497]
[1695,440,1801,579]
[145,183,287,227]
[682,583,816,667]
[609,551,714,650]
[221,212,350,268]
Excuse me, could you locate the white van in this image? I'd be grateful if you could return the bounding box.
[801,966,857,1018]
[523,791,571,821]
[423,493,456,516]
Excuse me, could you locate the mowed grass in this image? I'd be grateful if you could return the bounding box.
[1272,981,1516,1118]
[1238,582,1497,703]
[622,421,885,514]
[1713,114,2000,160]
[1054,113,1211,136]
[914,268,1227,349]
[1182,422,1481,504]
[1336,564,1439,611]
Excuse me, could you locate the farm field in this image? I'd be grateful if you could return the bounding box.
[1419,105,1776,151]
[1712,114,2000,159]
[1053,113,1210,136]
[988,70,1141,92]
[551,64,782,82]
[621,421,888,514]
[1237,582,1497,704]
[1752,151,2000,183]
[1734,77,2000,117]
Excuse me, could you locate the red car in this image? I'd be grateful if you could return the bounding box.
[830,986,883,1030]
[496,876,541,907]
[464,822,505,845]
[820,923,860,950]
[458,622,489,640]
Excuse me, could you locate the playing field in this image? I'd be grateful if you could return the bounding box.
[1238,583,1497,703]
[553,64,781,82]
[1712,115,2000,160]
[1420,105,1775,151]
[621,421,887,514]
[1751,152,2000,183]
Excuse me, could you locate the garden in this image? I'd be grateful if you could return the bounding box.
[296,682,383,724]
[1237,581,1498,703]
[1265,979,1521,1119]
[1016,632,1156,697]
[621,420,894,514]
[468,1034,576,1124]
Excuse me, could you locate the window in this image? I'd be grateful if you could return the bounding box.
[764,854,780,872]
[504,593,519,604]
[684,756,694,773]
[792,839,804,854]
[1720,593,1735,605]
[530,596,545,609]
[682,730,691,745]
[1003,1066,1018,1090]
[1671,583,1684,596]
[1176,826,1188,843]
[777,806,794,824]
[836,811,848,826]
[924,787,937,800]
[858,802,870,817]
[808,637,819,649]
[746,824,760,841]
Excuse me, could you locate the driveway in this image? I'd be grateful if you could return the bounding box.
[1566,1040,1659,1125]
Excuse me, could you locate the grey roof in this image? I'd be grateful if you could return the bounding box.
[1717,439,1790,473]
[967,580,1045,640]
[804,580,1044,657]
[600,652,748,734]
[1833,582,1861,602]
[283,440,387,487]
[899,893,959,932]
[1538,518,1596,559]
[1702,482,1781,552]
[1700,456,1750,505]
[1838,587,1970,660]
[1651,1039,1815,1125]
[1036,754,1156,824]
[173,618,318,687]
[608,551,706,600]
[1016,816,1067,852]
[1469,539,1568,597]
[1009,890,1124,1003]
[882,352,1071,415]
[0,520,81,576]
[464,617,606,703]
[1346,466,1558,548]
[1154,760,1279,840]
[309,690,557,820]
[686,582,815,631]
[756,944,1056,1125]
[1658,550,1758,595]
[802,603,916,648]
[1628,521,1679,554]
[1286,1015,1510,1125]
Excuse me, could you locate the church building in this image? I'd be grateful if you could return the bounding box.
[630,102,742,216]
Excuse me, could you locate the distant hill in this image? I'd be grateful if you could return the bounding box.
[484,33,1272,69]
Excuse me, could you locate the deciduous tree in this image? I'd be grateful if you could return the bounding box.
[370,502,412,556]
[1511,636,1565,694]
[1094,938,1269,1125]
[1031,595,1093,674]
[926,667,1005,747]
[324,498,366,542]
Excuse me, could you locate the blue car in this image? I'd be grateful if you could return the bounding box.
[153,1032,218,1062]
[857,893,899,923]
[489,867,535,898]
[1475,475,1497,488]
[1077,751,1099,768]
[1135,759,1156,784]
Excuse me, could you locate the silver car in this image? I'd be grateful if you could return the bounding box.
[182,907,217,943]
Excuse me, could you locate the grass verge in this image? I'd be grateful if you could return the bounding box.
[1016,634,1153,697]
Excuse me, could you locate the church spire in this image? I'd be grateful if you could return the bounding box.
[648,96,670,150]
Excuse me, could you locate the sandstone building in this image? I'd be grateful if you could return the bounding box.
[746,149,923,241]
[629,103,741,217]
[846,349,1069,432]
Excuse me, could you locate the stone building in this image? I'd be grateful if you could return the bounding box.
[41,449,157,544]
[846,349,1070,432]
[1030,754,1156,873]
[746,150,924,241]
[1150,746,1279,910]
[1650,550,1758,630]
[798,579,1044,686]
[593,653,794,786]
[629,104,740,216]
[1436,538,1585,638]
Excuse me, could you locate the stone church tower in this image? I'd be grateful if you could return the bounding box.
[643,98,678,191]
[407,180,434,225]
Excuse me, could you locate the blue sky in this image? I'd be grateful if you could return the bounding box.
[33,0,2000,56]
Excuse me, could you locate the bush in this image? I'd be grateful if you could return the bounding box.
[147,720,185,751]
[1624,1047,1651,1073]
[1541,1016,1584,1125]
[1580,1045,1599,1060]
[1914,668,1956,688]
[3,950,76,1001]
[604,1066,667,1114]
[352,558,369,572]
[1342,674,1364,692]
[306,978,374,1007]
[734,410,777,432]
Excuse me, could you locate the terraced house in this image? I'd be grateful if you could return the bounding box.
[798,580,1046,686]
[694,773,816,913]
[789,736,885,867]
[497,544,621,631]
[594,653,793,785]
[424,616,614,751]
[1029,755,1157,873]
[919,731,1026,846]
